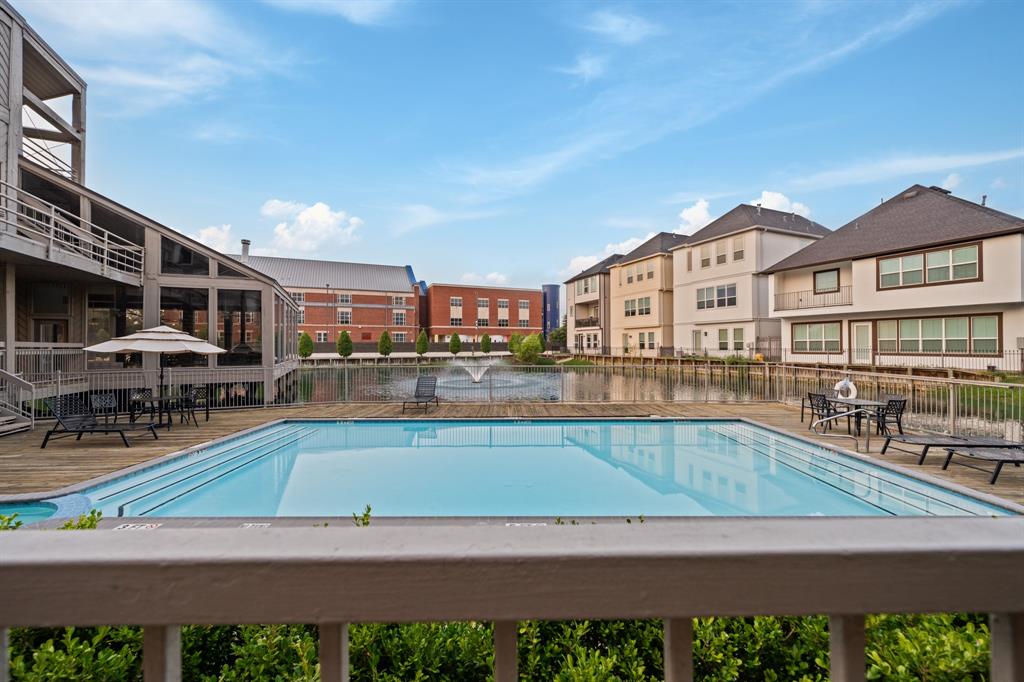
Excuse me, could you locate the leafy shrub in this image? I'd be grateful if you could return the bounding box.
[59,509,102,530]
[509,333,524,355]
[377,331,393,358]
[415,330,428,357]
[516,334,543,364]
[1,512,22,531]
[480,333,492,354]
[298,332,314,358]
[337,330,353,358]
[448,334,462,356]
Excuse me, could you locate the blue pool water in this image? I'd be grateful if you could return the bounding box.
[29,420,1014,520]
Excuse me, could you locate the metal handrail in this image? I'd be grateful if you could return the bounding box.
[773,285,853,311]
[0,180,144,278]
[810,407,876,452]
[21,136,75,180]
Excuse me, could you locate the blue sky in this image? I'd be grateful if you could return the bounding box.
[17,0,1024,288]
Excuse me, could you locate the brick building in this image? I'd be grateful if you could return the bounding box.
[234,241,422,345]
[426,283,543,342]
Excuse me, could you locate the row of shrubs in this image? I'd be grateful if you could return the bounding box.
[7,615,990,680]
[298,329,547,363]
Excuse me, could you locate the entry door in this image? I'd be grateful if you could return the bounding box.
[852,322,871,364]
[692,330,702,352]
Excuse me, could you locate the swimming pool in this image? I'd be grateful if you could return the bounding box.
[9,419,1014,522]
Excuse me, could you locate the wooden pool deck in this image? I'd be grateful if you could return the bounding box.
[0,402,1020,506]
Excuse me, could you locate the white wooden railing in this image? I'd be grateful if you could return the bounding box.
[0,180,144,280]
[1,519,1022,681]
[0,367,33,429]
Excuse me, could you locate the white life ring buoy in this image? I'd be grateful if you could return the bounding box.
[833,378,857,399]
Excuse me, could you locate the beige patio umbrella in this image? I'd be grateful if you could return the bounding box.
[85,325,226,398]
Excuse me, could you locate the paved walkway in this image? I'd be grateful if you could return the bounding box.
[0,402,1019,506]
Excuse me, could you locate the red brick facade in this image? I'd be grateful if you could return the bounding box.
[292,286,420,344]
[426,284,543,342]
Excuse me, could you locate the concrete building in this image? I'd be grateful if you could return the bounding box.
[426,283,543,343]
[565,254,623,354]
[766,185,1024,369]
[231,245,421,345]
[671,205,829,358]
[609,233,688,356]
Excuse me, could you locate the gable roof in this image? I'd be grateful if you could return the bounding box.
[764,185,1024,274]
[229,254,417,292]
[616,232,689,266]
[564,253,624,284]
[681,204,830,247]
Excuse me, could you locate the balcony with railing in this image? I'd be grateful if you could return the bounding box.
[0,180,144,285]
[575,316,600,328]
[774,285,852,312]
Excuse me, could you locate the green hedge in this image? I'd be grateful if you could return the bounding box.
[7,614,989,680]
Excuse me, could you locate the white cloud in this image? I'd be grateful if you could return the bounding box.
[392,204,498,234]
[792,148,1024,190]
[582,10,663,45]
[189,224,233,253]
[556,54,608,83]
[676,199,713,234]
[941,173,962,191]
[562,233,655,278]
[193,121,251,144]
[748,191,811,218]
[260,199,362,252]
[991,177,1008,189]
[263,0,400,25]
[19,0,287,113]
[460,272,509,286]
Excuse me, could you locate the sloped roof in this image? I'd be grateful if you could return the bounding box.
[564,253,624,283]
[764,185,1024,273]
[617,232,689,266]
[681,204,830,247]
[229,254,417,292]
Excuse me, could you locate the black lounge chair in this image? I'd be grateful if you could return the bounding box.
[41,396,158,449]
[880,433,1019,464]
[942,447,1024,484]
[402,376,439,413]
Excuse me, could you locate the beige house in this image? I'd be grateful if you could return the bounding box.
[671,205,829,358]
[766,185,1024,369]
[565,253,623,354]
[609,233,687,356]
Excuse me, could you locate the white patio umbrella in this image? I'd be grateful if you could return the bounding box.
[84,325,225,398]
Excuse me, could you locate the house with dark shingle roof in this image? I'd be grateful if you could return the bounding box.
[565,253,624,353]
[764,185,1024,368]
[609,232,689,355]
[669,204,831,358]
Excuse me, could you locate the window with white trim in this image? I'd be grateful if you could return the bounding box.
[477,318,488,327]
[733,327,744,351]
[297,308,305,324]
[716,284,736,307]
[793,322,841,352]
[637,296,651,315]
[718,329,728,350]
[337,310,351,324]
[498,319,509,327]
[477,298,489,308]
[732,236,745,261]
[879,244,979,288]
[337,293,352,304]
[517,319,529,327]
[697,287,715,310]
[518,300,529,310]
[392,311,406,326]
[497,299,509,309]
[646,262,655,279]
[624,299,636,317]
[392,296,405,305]
[715,241,726,265]
[878,315,996,354]
[450,297,462,307]
[626,266,634,284]
[450,316,462,326]
[393,332,406,342]
[289,292,305,304]
[315,331,327,343]
[700,245,711,268]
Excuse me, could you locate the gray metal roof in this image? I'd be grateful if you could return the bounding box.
[764,185,1024,273]
[229,254,417,292]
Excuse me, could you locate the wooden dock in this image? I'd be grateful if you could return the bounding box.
[0,402,1019,506]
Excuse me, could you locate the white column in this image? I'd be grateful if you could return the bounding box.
[663,618,693,682]
[828,614,865,682]
[319,623,349,682]
[143,625,181,682]
[493,621,518,682]
[990,613,1024,682]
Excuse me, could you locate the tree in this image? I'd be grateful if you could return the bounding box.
[298,331,314,358]
[336,330,353,359]
[549,325,567,349]
[377,330,393,358]
[415,330,429,358]
[480,334,492,354]
[448,334,462,356]
[509,333,524,355]
[517,333,543,364]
